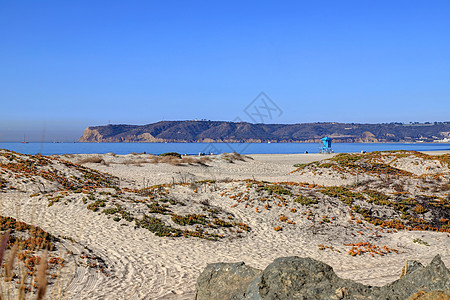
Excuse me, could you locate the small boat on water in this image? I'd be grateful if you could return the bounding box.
[22,134,28,144]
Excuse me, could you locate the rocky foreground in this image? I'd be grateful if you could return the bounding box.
[195,255,449,300]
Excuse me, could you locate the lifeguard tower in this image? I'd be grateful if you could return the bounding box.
[320,137,333,154]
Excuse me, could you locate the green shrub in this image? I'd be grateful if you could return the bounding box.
[87,199,106,212]
[212,219,233,227]
[171,214,206,226]
[148,203,171,214]
[136,215,182,237]
[294,195,318,206]
[293,163,307,168]
[160,152,182,159]
[320,186,364,206]
[257,185,291,195]
[364,190,393,206]
[413,238,430,246]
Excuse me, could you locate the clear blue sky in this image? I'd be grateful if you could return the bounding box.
[1,1,449,141]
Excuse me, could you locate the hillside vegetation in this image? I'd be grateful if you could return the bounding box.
[78,121,450,143]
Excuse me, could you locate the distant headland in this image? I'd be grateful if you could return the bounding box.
[78,120,450,143]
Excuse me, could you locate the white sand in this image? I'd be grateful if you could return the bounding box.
[0,151,449,299]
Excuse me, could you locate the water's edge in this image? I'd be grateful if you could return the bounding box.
[1,142,450,156]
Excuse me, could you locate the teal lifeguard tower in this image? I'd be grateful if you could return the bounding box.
[320,137,333,153]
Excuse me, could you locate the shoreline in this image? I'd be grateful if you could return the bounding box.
[0,143,449,157]
[3,141,450,144]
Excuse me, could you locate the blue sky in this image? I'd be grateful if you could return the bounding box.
[1,1,449,141]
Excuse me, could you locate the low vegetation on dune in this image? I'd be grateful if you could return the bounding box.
[74,151,213,167]
[0,215,109,298]
[0,149,119,193]
[1,149,449,271]
[150,155,211,166]
[223,180,449,235]
[288,151,450,232]
[0,150,252,241]
[221,152,253,163]
[79,183,251,240]
[293,150,450,178]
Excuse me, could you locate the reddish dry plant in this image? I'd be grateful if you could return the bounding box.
[0,219,52,299]
[345,242,399,257]
[279,215,288,222]
[35,250,48,300]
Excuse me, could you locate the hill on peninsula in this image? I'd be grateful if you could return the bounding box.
[78,121,450,143]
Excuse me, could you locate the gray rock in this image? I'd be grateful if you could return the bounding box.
[400,260,424,278]
[195,255,449,300]
[243,256,375,300]
[376,255,450,299]
[195,262,261,300]
[409,290,450,299]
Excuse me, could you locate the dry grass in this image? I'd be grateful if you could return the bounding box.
[35,250,48,300]
[122,159,149,167]
[0,230,49,300]
[0,205,77,300]
[77,156,109,166]
[430,182,450,193]
[150,155,211,166]
[222,152,252,163]
[5,244,18,279]
[75,153,212,167]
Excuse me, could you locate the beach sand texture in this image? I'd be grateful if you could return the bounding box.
[0,150,449,299]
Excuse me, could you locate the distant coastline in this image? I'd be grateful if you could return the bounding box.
[78,120,450,143]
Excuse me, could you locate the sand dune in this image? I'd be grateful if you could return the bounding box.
[0,150,449,299]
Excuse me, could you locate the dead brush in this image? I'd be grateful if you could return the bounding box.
[181,156,211,166]
[149,155,180,165]
[166,156,183,166]
[222,152,252,163]
[35,250,48,300]
[180,156,196,165]
[392,183,405,192]
[77,156,109,166]
[430,182,450,193]
[196,156,211,166]
[0,231,49,300]
[0,215,73,300]
[122,159,149,167]
[150,155,210,166]
[348,178,376,189]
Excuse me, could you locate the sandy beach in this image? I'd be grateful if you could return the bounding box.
[0,150,449,299]
[3,1,450,298]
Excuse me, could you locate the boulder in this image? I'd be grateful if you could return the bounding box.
[195,255,449,300]
[243,256,375,299]
[195,262,261,300]
[400,260,424,278]
[377,255,450,299]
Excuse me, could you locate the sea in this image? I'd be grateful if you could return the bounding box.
[1,142,450,156]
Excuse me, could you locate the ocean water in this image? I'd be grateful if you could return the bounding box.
[1,142,450,156]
